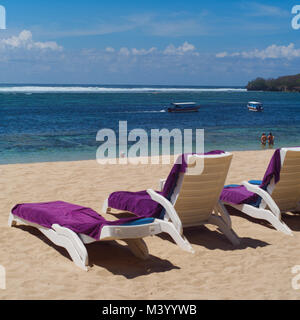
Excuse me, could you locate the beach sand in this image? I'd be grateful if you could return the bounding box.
[1,149,300,300]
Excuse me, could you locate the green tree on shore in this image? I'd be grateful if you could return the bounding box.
[246,74,300,92]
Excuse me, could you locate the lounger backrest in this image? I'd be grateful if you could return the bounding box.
[270,148,300,211]
[171,153,232,227]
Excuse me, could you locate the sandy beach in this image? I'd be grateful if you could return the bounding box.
[1,149,300,300]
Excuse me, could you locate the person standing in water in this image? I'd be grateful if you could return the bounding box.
[261,133,267,147]
[267,132,275,147]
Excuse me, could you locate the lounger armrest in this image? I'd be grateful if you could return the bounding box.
[242,181,280,216]
[159,178,166,192]
[147,189,183,234]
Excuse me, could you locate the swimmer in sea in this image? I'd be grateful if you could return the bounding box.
[261,133,267,148]
[267,132,275,147]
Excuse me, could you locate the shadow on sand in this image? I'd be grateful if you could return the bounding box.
[157,225,269,251]
[14,225,180,279]
[106,209,269,250]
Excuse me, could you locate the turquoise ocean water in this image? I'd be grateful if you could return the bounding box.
[1,84,300,164]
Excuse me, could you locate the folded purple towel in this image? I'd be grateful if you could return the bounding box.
[220,185,258,205]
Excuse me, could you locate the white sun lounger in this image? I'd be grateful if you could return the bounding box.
[104,152,240,247]
[221,147,300,235]
[8,211,192,271]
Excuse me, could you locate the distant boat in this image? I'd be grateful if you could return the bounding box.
[167,102,201,113]
[247,101,263,112]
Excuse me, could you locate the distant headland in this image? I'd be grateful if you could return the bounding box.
[246,73,300,92]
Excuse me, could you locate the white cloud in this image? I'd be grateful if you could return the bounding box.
[243,43,300,59]
[131,47,157,55]
[163,41,196,55]
[0,30,62,51]
[178,41,195,53]
[105,47,115,53]
[119,47,130,56]
[216,43,300,60]
[103,42,196,57]
[215,51,228,58]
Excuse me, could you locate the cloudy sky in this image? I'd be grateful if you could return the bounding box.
[0,0,299,85]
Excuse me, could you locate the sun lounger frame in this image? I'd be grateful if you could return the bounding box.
[103,153,240,248]
[8,211,193,271]
[221,147,300,235]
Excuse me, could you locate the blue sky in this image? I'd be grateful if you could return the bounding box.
[0,0,299,85]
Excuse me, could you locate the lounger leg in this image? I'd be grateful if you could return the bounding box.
[123,239,149,260]
[215,201,232,228]
[208,214,240,246]
[51,224,89,271]
[102,198,111,214]
[266,214,293,235]
[232,204,292,236]
[159,220,194,253]
[8,212,17,227]
[8,214,89,270]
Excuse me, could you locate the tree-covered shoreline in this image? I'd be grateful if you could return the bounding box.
[246,74,300,92]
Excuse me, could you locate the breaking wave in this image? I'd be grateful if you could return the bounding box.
[0,86,247,93]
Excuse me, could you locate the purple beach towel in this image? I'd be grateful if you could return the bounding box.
[220,148,281,205]
[11,201,158,240]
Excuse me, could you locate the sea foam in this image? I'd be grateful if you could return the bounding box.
[0,86,247,93]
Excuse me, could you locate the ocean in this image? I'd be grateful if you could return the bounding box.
[1,84,300,164]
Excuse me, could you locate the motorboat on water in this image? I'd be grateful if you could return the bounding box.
[247,101,263,112]
[167,102,201,113]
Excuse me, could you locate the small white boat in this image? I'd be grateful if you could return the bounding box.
[247,101,263,112]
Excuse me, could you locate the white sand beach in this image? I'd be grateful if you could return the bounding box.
[1,149,300,299]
